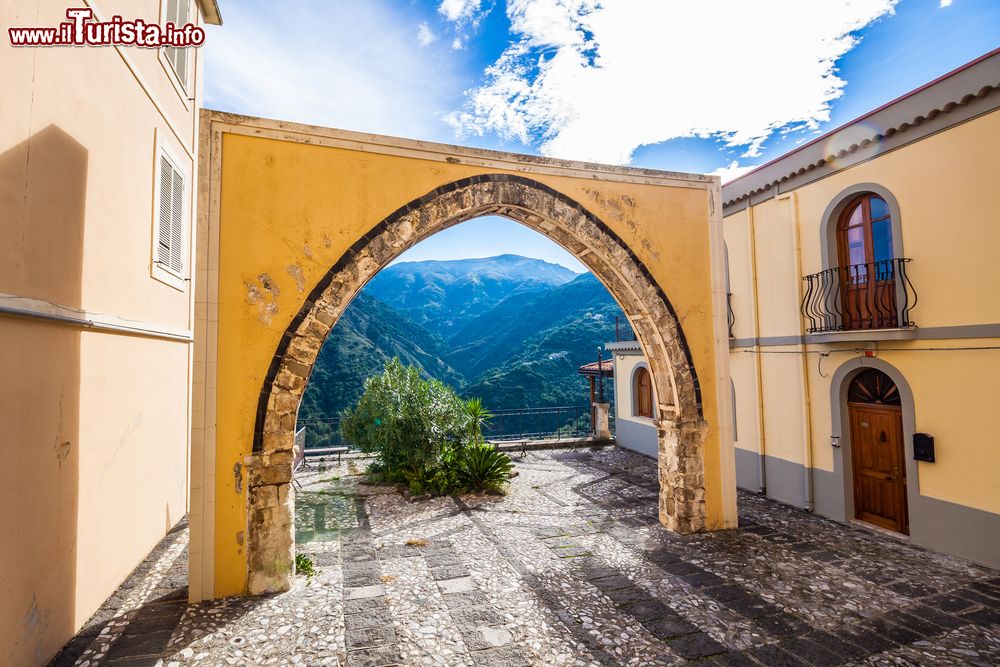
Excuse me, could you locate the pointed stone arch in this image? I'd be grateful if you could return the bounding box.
[247,174,707,593]
[191,111,736,600]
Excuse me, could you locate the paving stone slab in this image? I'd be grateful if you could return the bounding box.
[450,606,505,629]
[531,526,566,539]
[859,616,921,645]
[345,596,392,614]
[621,599,673,622]
[801,630,870,661]
[346,583,386,600]
[345,644,402,667]
[667,631,728,660]
[777,636,844,667]
[838,625,898,653]
[345,624,398,650]
[438,575,477,594]
[887,580,939,598]
[470,644,530,667]
[461,625,514,651]
[704,651,759,666]
[345,571,384,587]
[542,536,580,549]
[550,546,590,558]
[754,612,810,637]
[442,590,491,609]
[604,586,651,606]
[344,609,394,631]
[590,574,635,591]
[925,592,978,613]
[661,560,703,577]
[747,643,810,666]
[430,564,471,580]
[959,588,1000,609]
[423,553,464,568]
[641,615,698,639]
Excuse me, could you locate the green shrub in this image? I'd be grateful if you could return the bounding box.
[460,443,513,494]
[295,553,316,580]
[340,359,469,494]
[340,359,510,495]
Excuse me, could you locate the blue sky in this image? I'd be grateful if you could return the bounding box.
[204,0,999,271]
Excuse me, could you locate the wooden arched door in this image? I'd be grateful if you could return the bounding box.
[848,369,908,534]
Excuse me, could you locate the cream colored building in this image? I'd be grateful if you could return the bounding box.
[0,2,221,664]
[614,48,1000,568]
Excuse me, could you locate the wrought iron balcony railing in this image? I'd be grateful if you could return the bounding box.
[615,315,637,342]
[727,292,735,338]
[801,258,916,334]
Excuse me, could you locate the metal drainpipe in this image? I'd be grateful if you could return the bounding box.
[747,203,767,495]
[787,192,816,512]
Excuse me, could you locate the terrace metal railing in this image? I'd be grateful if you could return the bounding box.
[800,258,916,334]
[615,315,637,342]
[298,404,614,451]
[484,405,599,441]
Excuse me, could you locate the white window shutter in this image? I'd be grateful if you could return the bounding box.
[170,168,184,274]
[175,0,189,84]
[157,156,173,267]
[165,0,189,86]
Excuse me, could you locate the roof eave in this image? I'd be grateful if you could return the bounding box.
[721,46,1000,211]
[198,0,222,25]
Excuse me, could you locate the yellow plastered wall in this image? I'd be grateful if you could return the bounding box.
[1,1,207,662]
[726,108,1000,516]
[208,127,729,596]
[793,110,1000,325]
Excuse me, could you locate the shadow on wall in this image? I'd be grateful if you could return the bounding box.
[0,125,87,666]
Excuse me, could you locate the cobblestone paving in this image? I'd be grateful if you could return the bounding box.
[51,447,1000,666]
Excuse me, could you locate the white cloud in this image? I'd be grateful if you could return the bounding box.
[417,22,437,46]
[711,161,759,184]
[439,0,484,22]
[203,0,463,142]
[939,0,953,7]
[452,37,465,50]
[449,0,898,164]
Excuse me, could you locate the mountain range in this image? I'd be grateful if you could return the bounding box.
[298,255,622,439]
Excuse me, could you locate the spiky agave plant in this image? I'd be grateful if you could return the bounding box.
[460,443,513,494]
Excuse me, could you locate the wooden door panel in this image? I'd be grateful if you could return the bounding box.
[850,404,908,534]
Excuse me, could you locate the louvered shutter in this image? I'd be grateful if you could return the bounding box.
[156,153,185,277]
[169,167,184,273]
[174,0,189,83]
[157,156,173,266]
[164,0,189,87]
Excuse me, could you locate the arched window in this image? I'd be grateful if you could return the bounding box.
[836,194,899,331]
[848,368,901,406]
[837,194,894,268]
[635,366,654,418]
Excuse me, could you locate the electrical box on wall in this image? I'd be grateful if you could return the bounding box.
[914,433,935,462]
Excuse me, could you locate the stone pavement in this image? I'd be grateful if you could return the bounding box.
[51,447,1000,666]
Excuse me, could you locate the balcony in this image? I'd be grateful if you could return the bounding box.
[801,258,916,334]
